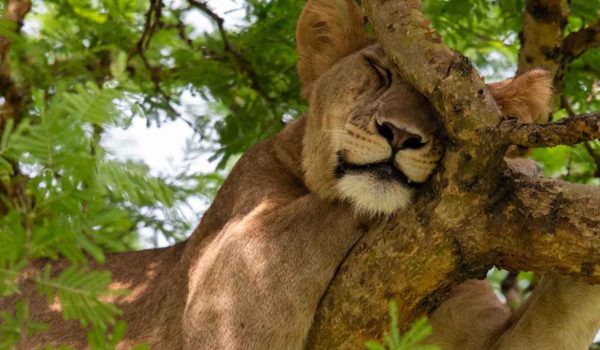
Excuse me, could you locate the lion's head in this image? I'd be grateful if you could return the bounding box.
[295,0,552,216]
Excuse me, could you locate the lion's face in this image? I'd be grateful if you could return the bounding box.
[296,0,552,216]
[302,45,443,215]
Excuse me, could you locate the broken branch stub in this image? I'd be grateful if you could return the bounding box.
[500,113,600,148]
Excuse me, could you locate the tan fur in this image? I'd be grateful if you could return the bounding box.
[489,69,553,124]
[296,0,373,98]
[3,1,596,349]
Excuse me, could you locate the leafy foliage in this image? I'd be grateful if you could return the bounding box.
[365,301,440,350]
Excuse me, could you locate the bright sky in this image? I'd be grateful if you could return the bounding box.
[103,1,245,246]
[105,0,244,176]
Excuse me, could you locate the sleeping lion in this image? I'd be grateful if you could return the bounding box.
[4,0,600,349]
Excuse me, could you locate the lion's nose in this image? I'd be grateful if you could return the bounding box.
[376,121,427,152]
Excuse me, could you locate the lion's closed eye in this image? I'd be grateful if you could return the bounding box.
[365,57,392,89]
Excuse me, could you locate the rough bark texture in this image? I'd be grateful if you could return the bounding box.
[481,164,600,277]
[501,113,600,147]
[306,1,600,348]
[517,0,568,77]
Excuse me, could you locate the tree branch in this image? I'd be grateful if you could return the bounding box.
[307,1,600,348]
[517,0,568,77]
[188,0,231,51]
[470,163,600,280]
[307,206,460,349]
[188,0,277,109]
[500,113,600,147]
[563,20,600,63]
[308,0,512,346]
[128,0,180,116]
[361,0,509,194]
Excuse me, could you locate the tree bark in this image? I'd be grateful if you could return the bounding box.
[517,0,569,78]
[306,1,600,348]
[500,113,600,147]
[482,164,600,278]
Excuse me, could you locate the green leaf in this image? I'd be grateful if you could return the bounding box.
[35,266,122,329]
[365,300,440,350]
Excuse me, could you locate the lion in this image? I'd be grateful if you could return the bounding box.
[4,0,600,349]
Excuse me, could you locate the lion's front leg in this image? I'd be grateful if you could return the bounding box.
[181,195,363,350]
[490,275,600,350]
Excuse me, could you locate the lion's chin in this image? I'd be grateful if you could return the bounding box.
[335,173,413,216]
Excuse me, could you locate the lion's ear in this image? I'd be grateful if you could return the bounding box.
[296,0,371,98]
[488,69,554,124]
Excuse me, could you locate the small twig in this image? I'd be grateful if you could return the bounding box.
[137,0,163,54]
[172,14,193,47]
[584,142,600,178]
[188,0,232,50]
[128,0,179,116]
[560,95,576,117]
[500,113,600,148]
[188,0,278,112]
[555,20,600,94]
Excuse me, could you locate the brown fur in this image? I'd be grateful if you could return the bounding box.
[3,1,598,349]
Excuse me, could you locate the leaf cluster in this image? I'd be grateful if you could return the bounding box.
[365,301,440,350]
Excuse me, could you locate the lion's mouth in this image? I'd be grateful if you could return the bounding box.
[335,159,421,189]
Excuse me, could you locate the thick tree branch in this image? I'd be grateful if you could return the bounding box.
[517,0,568,77]
[307,205,460,349]
[308,0,511,346]
[563,20,600,63]
[500,113,600,147]
[517,0,571,99]
[308,1,600,348]
[469,164,600,280]
[361,0,509,195]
